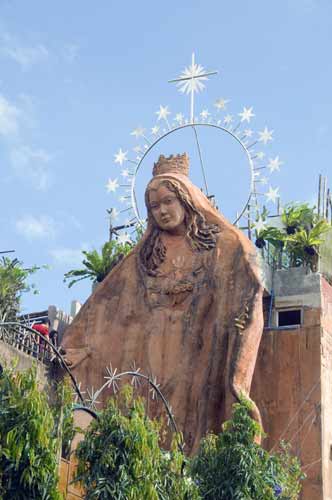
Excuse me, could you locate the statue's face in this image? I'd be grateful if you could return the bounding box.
[149,184,186,234]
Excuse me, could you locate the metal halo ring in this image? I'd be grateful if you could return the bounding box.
[131,122,255,226]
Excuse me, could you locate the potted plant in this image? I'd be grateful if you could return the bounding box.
[281,203,315,235]
[254,226,285,250]
[286,219,331,271]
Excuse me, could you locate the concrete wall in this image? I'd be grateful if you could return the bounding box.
[321,277,332,500]
[251,269,328,500]
[0,341,49,390]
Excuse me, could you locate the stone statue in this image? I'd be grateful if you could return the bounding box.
[62,153,264,452]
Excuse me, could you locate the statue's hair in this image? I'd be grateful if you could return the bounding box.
[139,179,220,275]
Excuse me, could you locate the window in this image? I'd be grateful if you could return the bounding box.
[278,309,302,327]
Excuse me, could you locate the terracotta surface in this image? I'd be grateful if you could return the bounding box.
[252,321,322,500]
[62,154,264,453]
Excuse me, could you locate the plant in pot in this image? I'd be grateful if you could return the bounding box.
[254,226,285,250]
[285,219,331,271]
[281,203,315,235]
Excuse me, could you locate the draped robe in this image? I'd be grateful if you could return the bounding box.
[62,172,264,452]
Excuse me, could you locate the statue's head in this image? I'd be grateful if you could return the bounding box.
[140,154,220,274]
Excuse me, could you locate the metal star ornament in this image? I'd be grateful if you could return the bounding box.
[258,127,274,144]
[224,114,233,125]
[265,186,280,203]
[156,105,171,121]
[253,217,267,233]
[268,156,283,173]
[131,126,145,138]
[114,148,128,166]
[106,178,119,193]
[117,232,131,245]
[200,109,210,120]
[169,53,217,122]
[238,106,255,123]
[214,98,229,110]
[175,113,184,124]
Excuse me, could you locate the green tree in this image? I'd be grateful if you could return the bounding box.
[74,386,199,500]
[190,396,304,500]
[0,257,38,322]
[0,363,62,499]
[63,240,133,288]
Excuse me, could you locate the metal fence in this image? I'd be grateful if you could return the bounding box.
[0,321,53,364]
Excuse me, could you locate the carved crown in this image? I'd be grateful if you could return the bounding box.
[152,153,189,177]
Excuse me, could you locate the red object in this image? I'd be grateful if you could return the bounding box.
[32,323,49,338]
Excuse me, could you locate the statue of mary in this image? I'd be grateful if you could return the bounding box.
[62,153,264,452]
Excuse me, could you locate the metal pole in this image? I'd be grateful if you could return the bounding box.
[318,174,322,218]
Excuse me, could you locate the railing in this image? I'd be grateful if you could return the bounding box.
[0,321,53,364]
[0,321,85,403]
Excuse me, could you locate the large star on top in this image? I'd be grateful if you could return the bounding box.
[268,156,283,173]
[239,106,255,123]
[114,148,128,166]
[106,178,119,193]
[265,186,279,203]
[258,127,274,144]
[156,105,171,121]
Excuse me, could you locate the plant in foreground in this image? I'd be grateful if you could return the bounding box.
[190,396,305,500]
[74,386,199,499]
[0,363,62,499]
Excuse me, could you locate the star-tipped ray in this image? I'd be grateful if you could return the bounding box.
[114,148,128,166]
[258,127,274,144]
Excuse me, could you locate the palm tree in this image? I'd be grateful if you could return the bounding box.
[63,240,132,288]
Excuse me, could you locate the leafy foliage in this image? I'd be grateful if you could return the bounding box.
[285,219,331,269]
[0,363,62,499]
[254,203,331,270]
[281,203,316,232]
[63,240,133,288]
[190,396,305,500]
[0,257,39,322]
[74,386,199,499]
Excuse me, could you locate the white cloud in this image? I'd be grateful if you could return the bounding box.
[16,215,57,240]
[0,94,20,137]
[1,33,49,70]
[50,247,85,267]
[10,146,53,191]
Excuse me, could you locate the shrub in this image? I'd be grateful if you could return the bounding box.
[190,396,304,500]
[0,363,62,499]
[74,386,199,500]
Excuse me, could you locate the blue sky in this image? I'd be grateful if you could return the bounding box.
[1,0,331,314]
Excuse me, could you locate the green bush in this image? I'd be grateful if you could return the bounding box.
[0,257,39,322]
[190,396,304,500]
[0,363,62,499]
[74,386,199,500]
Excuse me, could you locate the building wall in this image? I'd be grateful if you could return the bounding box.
[321,277,332,500]
[251,269,330,500]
